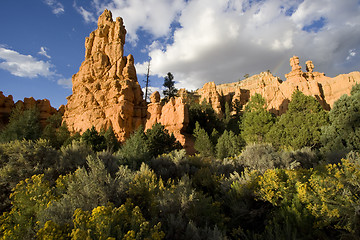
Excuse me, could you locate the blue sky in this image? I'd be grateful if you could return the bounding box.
[0,0,359,108]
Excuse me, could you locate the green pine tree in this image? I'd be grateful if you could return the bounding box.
[193,121,214,157]
[267,90,329,150]
[163,72,178,99]
[241,93,275,144]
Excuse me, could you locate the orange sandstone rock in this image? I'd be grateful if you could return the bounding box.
[197,82,222,115]
[0,92,57,129]
[63,9,147,141]
[197,56,360,115]
[145,91,193,152]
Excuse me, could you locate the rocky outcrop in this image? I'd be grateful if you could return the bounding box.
[198,56,360,115]
[197,82,222,115]
[62,9,147,141]
[0,92,57,128]
[15,97,57,126]
[145,91,193,153]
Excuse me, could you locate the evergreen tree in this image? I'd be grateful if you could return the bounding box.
[117,126,150,169]
[41,112,70,149]
[0,105,42,142]
[145,123,181,158]
[193,122,214,157]
[321,84,360,154]
[267,90,329,150]
[187,100,223,135]
[103,126,120,152]
[163,72,178,99]
[224,102,232,126]
[216,130,243,159]
[81,126,106,152]
[241,93,275,144]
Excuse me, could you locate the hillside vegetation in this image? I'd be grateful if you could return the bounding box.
[0,85,359,239]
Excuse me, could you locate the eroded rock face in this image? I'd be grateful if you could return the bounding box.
[63,9,147,141]
[145,91,193,152]
[0,92,57,128]
[15,98,57,126]
[198,56,360,115]
[197,82,222,115]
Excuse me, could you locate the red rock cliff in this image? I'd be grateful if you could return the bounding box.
[198,56,360,115]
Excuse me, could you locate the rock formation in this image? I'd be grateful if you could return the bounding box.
[0,91,57,128]
[62,9,147,141]
[145,91,193,153]
[197,82,222,115]
[198,56,360,115]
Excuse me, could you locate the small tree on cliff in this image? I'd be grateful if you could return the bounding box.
[163,72,177,99]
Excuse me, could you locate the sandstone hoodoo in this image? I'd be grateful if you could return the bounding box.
[62,10,147,142]
[145,90,191,150]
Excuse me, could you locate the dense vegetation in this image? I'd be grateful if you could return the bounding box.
[0,85,359,239]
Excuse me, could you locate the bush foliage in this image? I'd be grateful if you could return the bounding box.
[1,88,360,239]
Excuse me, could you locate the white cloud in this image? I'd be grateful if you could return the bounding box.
[43,0,65,15]
[90,0,186,43]
[57,78,72,88]
[141,0,360,90]
[0,47,55,78]
[38,47,51,59]
[82,0,360,90]
[142,86,163,101]
[73,2,96,23]
[346,49,357,61]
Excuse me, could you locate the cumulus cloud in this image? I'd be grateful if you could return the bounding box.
[57,78,72,88]
[0,47,55,78]
[38,47,51,59]
[84,0,360,90]
[43,0,65,15]
[88,0,185,43]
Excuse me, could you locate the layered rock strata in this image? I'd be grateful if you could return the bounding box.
[62,10,147,141]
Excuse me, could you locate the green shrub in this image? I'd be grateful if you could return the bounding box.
[57,140,93,174]
[145,123,182,158]
[267,90,329,150]
[116,126,150,170]
[216,130,244,159]
[321,84,360,156]
[237,143,295,172]
[0,106,42,142]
